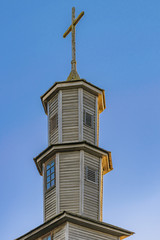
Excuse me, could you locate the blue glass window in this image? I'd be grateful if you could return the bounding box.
[46,160,55,190]
[43,236,51,240]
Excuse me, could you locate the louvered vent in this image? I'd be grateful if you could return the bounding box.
[84,110,93,128]
[86,166,98,183]
[50,113,58,131]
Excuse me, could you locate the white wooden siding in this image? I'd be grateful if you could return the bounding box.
[83,152,100,220]
[83,90,96,145]
[95,97,98,145]
[80,150,84,215]
[78,88,83,141]
[56,153,60,214]
[44,187,56,221]
[68,223,119,240]
[62,89,79,142]
[100,170,104,221]
[99,158,103,221]
[54,224,66,240]
[58,90,62,143]
[49,93,58,144]
[97,111,100,146]
[59,151,80,213]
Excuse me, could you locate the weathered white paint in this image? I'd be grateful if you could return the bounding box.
[68,222,119,240]
[95,96,98,146]
[59,151,80,213]
[54,224,66,240]
[36,142,109,166]
[42,80,103,103]
[83,90,96,145]
[44,160,56,221]
[42,163,45,222]
[65,222,69,240]
[78,88,83,141]
[44,187,56,221]
[56,153,60,215]
[83,151,100,220]
[49,93,58,144]
[97,110,100,146]
[58,90,62,143]
[99,158,102,221]
[80,150,84,215]
[47,103,50,146]
[62,89,79,142]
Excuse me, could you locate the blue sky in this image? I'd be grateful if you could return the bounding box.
[0,1,160,240]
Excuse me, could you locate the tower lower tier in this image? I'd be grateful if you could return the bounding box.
[34,141,113,222]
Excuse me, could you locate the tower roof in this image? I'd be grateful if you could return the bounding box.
[34,141,113,176]
[15,211,134,240]
[41,79,106,115]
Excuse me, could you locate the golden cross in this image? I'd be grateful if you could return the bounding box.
[63,7,84,80]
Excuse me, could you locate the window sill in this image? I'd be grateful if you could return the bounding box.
[45,185,56,194]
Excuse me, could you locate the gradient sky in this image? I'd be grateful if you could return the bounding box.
[0,1,160,240]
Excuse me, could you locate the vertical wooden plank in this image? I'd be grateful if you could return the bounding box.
[43,163,45,222]
[78,88,83,141]
[54,224,66,240]
[62,89,79,142]
[56,153,60,214]
[84,152,99,220]
[99,158,102,221]
[45,188,56,221]
[58,90,62,143]
[83,90,96,145]
[47,103,50,145]
[49,93,58,144]
[97,111,100,146]
[100,165,103,221]
[80,150,84,215]
[59,151,80,213]
[95,97,98,146]
[65,222,69,240]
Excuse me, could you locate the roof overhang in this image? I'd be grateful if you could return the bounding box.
[41,79,106,115]
[34,141,113,176]
[15,211,134,240]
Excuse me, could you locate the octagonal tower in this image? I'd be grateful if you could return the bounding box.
[16,7,134,240]
[34,79,112,222]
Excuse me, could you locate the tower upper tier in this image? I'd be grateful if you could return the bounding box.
[41,79,106,146]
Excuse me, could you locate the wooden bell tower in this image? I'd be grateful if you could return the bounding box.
[34,79,112,223]
[16,7,134,240]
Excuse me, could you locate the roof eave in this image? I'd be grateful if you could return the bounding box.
[34,141,112,175]
[41,79,105,115]
[15,211,134,240]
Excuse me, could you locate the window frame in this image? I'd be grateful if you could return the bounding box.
[45,157,56,192]
[42,234,52,240]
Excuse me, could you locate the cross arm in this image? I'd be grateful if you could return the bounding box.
[63,11,84,38]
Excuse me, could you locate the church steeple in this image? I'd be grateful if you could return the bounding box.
[16,7,134,240]
[33,8,113,223]
[63,7,84,81]
[35,78,112,222]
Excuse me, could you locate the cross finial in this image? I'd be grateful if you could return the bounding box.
[63,7,84,81]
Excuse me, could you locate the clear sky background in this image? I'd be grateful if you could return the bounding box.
[0,1,160,240]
